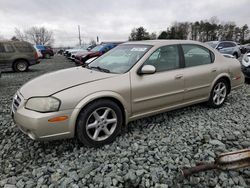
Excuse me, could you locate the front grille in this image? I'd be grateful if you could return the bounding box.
[12,92,22,113]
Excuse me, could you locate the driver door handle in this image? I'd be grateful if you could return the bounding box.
[175,74,183,79]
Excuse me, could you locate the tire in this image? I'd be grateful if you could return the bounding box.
[13,60,28,72]
[76,99,123,147]
[233,52,238,59]
[207,79,229,108]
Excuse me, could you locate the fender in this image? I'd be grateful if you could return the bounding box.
[68,91,130,137]
[210,73,231,92]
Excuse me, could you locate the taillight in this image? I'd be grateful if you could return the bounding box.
[35,52,38,59]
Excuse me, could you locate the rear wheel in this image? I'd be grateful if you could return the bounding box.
[76,99,123,147]
[207,79,228,108]
[13,60,28,72]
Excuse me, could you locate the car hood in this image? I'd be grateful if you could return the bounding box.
[20,67,116,99]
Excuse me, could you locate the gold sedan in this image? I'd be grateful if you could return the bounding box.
[12,40,244,147]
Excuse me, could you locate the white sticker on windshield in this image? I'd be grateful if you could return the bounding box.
[131,48,147,52]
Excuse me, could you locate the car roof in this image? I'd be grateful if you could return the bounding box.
[0,40,31,45]
[123,40,205,47]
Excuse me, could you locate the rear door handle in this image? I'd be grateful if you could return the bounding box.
[175,74,183,79]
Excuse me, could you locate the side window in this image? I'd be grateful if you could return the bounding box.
[102,47,109,53]
[144,45,179,72]
[0,43,5,53]
[182,44,212,67]
[218,42,225,48]
[13,42,33,52]
[226,42,236,47]
[4,43,15,53]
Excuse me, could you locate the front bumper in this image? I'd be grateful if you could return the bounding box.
[74,58,83,66]
[12,92,74,141]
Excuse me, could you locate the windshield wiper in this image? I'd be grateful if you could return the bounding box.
[87,66,110,73]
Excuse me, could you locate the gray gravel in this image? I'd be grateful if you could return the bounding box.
[1,55,250,187]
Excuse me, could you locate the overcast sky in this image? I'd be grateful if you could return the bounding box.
[0,0,249,47]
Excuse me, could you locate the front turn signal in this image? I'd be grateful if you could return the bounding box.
[48,116,68,122]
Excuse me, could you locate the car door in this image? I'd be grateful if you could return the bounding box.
[181,44,217,101]
[130,45,185,116]
[218,42,234,55]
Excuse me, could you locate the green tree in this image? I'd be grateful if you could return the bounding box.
[129,27,150,41]
[241,24,249,42]
[149,32,157,40]
[158,31,168,39]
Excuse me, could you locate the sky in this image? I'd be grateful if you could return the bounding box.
[0,0,249,47]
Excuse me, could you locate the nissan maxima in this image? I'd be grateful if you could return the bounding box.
[12,40,244,147]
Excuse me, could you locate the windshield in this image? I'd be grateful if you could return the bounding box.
[206,42,218,48]
[87,44,152,74]
[90,45,104,52]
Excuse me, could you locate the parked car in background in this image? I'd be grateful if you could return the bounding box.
[34,45,43,58]
[243,43,250,53]
[12,40,243,147]
[36,45,54,59]
[75,43,117,66]
[241,52,250,79]
[206,41,241,58]
[57,49,64,55]
[68,48,88,61]
[237,42,245,54]
[66,45,96,60]
[0,41,40,72]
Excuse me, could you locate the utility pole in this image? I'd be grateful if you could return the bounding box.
[78,25,81,46]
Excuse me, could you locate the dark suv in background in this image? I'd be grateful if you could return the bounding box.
[206,41,241,58]
[0,41,40,72]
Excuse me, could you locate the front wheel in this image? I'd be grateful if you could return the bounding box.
[76,99,123,147]
[207,79,228,108]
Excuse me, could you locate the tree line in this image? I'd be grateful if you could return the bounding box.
[12,26,54,45]
[129,17,250,44]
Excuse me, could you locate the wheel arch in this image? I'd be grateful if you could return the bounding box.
[12,58,29,68]
[211,74,231,94]
[69,91,130,137]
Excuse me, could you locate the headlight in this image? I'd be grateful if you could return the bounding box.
[25,97,61,112]
[242,54,250,67]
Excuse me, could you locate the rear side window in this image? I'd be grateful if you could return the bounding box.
[4,43,15,53]
[144,45,180,72]
[0,43,5,52]
[182,44,212,67]
[13,42,34,52]
[219,42,236,48]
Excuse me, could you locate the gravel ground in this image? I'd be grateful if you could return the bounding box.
[0,55,250,188]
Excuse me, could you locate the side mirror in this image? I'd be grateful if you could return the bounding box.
[139,65,156,75]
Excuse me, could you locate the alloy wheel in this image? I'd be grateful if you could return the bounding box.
[17,62,27,72]
[213,82,227,105]
[86,107,117,141]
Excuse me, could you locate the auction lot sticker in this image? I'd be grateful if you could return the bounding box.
[131,48,147,52]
